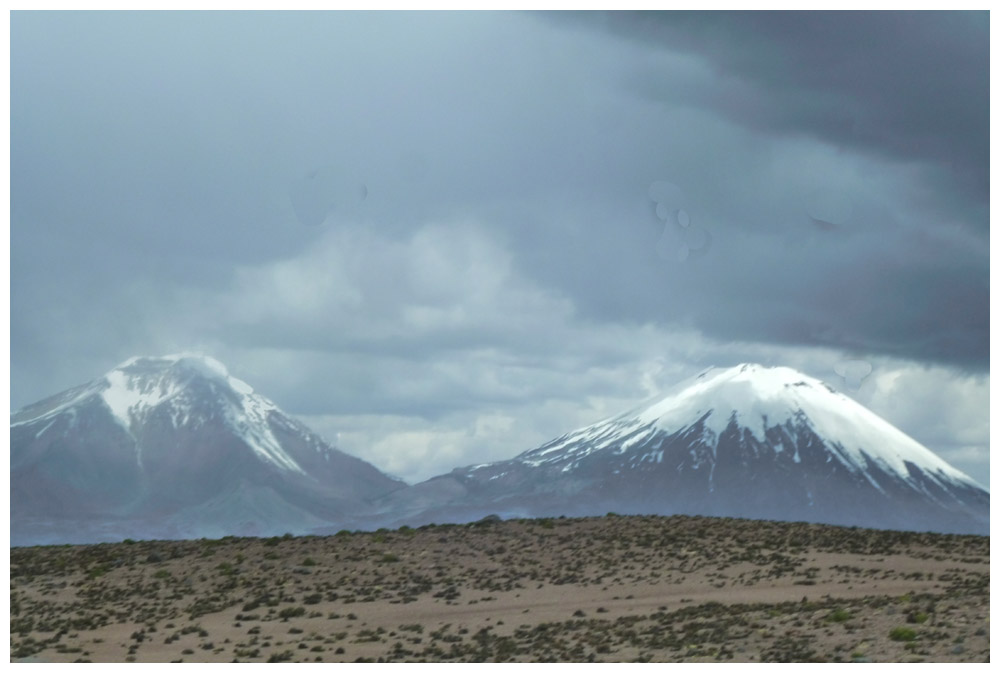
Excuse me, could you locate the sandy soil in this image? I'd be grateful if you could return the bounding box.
[9,514,990,663]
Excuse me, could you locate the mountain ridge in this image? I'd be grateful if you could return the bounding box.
[513,363,982,491]
[378,363,988,535]
[11,354,406,546]
[10,357,989,544]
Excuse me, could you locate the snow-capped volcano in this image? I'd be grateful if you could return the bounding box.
[12,359,988,543]
[518,363,979,493]
[11,354,405,546]
[16,354,304,474]
[386,364,988,535]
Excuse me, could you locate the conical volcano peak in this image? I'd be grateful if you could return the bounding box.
[112,353,249,388]
[115,352,227,370]
[620,363,978,489]
[11,354,406,545]
[628,363,839,432]
[430,363,988,535]
[687,363,833,395]
[98,353,258,428]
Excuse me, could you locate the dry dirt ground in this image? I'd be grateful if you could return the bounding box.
[9,514,990,663]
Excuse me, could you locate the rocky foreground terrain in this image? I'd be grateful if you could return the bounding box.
[10,514,990,663]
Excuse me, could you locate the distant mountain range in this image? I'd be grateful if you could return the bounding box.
[10,357,989,546]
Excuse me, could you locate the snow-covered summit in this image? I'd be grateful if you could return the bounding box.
[637,363,978,489]
[101,353,255,418]
[109,353,254,394]
[11,354,407,545]
[517,362,981,493]
[430,362,988,535]
[107,354,306,473]
[13,353,305,474]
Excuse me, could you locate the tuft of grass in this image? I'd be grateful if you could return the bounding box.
[826,609,852,623]
[267,650,294,663]
[889,627,918,642]
[279,607,306,621]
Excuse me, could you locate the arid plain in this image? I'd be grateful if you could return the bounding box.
[10,514,990,663]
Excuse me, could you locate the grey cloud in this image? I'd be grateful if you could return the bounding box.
[11,12,988,487]
[552,11,989,219]
[507,164,988,370]
[15,11,986,376]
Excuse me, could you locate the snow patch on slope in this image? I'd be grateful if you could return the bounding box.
[225,388,306,474]
[100,369,181,433]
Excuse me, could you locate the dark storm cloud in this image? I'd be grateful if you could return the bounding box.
[11,12,988,376]
[516,10,990,371]
[552,11,989,221]
[504,175,989,371]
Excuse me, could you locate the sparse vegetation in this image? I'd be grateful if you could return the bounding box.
[8,514,989,663]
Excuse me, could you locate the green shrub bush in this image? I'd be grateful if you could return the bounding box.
[889,627,917,642]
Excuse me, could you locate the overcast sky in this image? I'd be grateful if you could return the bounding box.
[10,11,990,487]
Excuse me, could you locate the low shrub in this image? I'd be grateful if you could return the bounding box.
[826,609,852,623]
[889,627,918,642]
